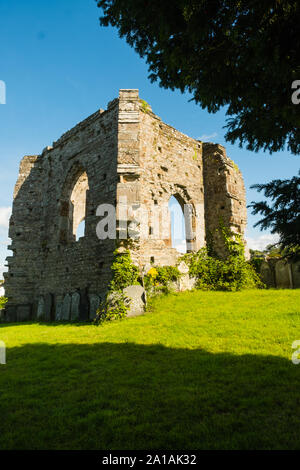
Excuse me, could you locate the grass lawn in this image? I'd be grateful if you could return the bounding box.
[0,289,300,450]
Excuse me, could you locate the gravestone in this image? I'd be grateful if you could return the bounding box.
[55,296,63,321]
[37,296,45,320]
[62,294,71,321]
[123,285,146,317]
[70,292,80,321]
[177,261,196,291]
[44,293,54,321]
[79,289,89,321]
[260,261,275,288]
[275,260,291,289]
[89,294,100,320]
[292,261,300,289]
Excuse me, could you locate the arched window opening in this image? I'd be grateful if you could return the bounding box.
[168,195,187,253]
[57,169,90,244]
[70,171,89,241]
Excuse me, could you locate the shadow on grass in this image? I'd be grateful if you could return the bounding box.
[0,342,300,450]
[0,321,95,328]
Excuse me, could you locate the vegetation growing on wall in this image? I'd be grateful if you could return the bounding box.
[95,249,140,324]
[140,99,151,113]
[96,225,263,325]
[144,266,181,296]
[183,247,262,291]
[109,249,140,291]
[183,225,263,291]
[0,296,7,310]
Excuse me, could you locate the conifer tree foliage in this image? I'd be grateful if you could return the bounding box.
[250,172,300,252]
[97,0,300,154]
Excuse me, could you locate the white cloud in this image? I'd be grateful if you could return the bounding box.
[198,132,218,141]
[245,233,280,252]
[0,207,11,229]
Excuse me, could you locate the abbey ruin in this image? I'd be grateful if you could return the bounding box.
[3,89,247,322]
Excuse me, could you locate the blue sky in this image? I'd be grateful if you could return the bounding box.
[0,0,299,281]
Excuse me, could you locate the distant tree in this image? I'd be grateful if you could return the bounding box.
[249,172,300,257]
[97,0,300,154]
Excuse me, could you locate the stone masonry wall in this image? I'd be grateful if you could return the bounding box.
[4,89,248,322]
[5,101,119,321]
[203,143,247,257]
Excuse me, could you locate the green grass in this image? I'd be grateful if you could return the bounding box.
[0,289,300,450]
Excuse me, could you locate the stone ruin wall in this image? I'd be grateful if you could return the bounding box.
[118,90,206,270]
[202,143,248,256]
[3,89,248,322]
[4,100,120,321]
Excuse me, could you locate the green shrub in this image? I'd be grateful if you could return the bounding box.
[110,249,140,291]
[144,265,181,296]
[250,256,265,274]
[0,296,7,310]
[95,292,130,324]
[95,249,139,325]
[183,243,264,292]
[156,266,181,285]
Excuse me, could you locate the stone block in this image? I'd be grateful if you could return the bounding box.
[123,285,146,317]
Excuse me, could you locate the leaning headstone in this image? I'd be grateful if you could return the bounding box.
[275,260,291,289]
[44,293,53,321]
[291,261,300,289]
[55,297,63,321]
[61,294,71,321]
[123,285,146,317]
[177,260,196,291]
[79,289,89,321]
[37,296,45,320]
[70,292,80,321]
[89,294,100,320]
[260,261,275,288]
